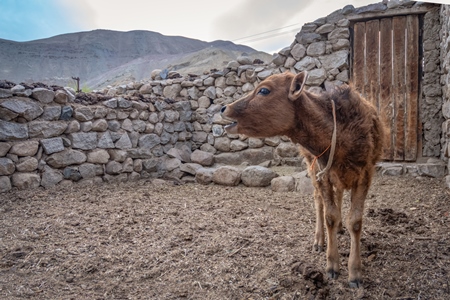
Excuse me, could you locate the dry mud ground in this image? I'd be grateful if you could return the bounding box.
[1,174,449,300]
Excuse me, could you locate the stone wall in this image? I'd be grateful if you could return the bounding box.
[422,6,443,157]
[270,6,352,93]
[440,5,450,185]
[0,64,303,192]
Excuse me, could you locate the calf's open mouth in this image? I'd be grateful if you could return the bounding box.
[224,122,237,130]
[221,115,238,132]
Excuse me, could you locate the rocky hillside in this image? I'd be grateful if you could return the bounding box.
[0,30,272,89]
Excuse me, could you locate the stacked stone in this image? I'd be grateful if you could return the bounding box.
[440,5,450,186]
[99,54,275,106]
[190,161,314,194]
[422,7,444,157]
[0,84,201,192]
[271,6,353,92]
[99,56,303,167]
[0,61,303,192]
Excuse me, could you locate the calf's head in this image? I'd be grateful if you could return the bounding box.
[221,71,308,138]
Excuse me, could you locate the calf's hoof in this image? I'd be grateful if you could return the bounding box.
[313,244,324,252]
[349,279,362,288]
[326,269,339,280]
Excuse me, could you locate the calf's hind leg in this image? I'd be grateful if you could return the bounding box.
[335,187,344,234]
[346,173,371,288]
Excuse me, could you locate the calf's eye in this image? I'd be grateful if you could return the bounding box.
[258,88,270,95]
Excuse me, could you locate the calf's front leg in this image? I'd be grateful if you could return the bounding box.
[313,189,325,252]
[311,178,344,253]
[317,179,341,279]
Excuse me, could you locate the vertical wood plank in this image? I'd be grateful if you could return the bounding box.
[353,22,366,95]
[365,20,380,109]
[405,15,419,161]
[392,16,406,161]
[379,18,394,161]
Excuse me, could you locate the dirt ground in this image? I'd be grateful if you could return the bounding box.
[1,173,449,300]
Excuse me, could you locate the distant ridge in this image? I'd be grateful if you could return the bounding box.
[0,29,272,89]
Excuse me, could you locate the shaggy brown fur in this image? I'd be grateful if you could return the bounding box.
[221,71,385,288]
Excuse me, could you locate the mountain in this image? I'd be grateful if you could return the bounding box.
[0,30,273,89]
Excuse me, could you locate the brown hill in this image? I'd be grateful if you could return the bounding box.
[0,30,272,89]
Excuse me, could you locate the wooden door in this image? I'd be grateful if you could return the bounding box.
[352,15,420,161]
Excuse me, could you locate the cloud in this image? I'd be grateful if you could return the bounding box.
[57,0,97,30]
[212,0,314,42]
[0,0,404,53]
[73,0,223,39]
[211,0,384,52]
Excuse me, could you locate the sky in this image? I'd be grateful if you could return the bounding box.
[0,0,449,54]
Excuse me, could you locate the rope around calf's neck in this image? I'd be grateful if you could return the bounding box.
[311,99,337,182]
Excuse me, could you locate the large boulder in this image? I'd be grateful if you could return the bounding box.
[87,149,110,164]
[9,141,39,157]
[293,171,314,195]
[214,137,231,152]
[28,121,67,138]
[195,168,214,185]
[191,150,214,166]
[0,158,15,175]
[41,166,64,188]
[79,163,103,178]
[214,147,273,165]
[319,50,349,71]
[46,149,87,168]
[69,132,98,150]
[11,173,41,190]
[41,137,65,155]
[276,143,299,158]
[0,176,12,193]
[74,106,94,121]
[15,157,38,172]
[0,120,28,140]
[306,68,327,86]
[241,166,278,187]
[1,97,43,121]
[115,133,132,149]
[378,163,404,176]
[271,176,296,192]
[0,142,11,156]
[180,163,203,176]
[106,161,122,175]
[164,158,181,172]
[230,140,248,151]
[417,160,447,178]
[294,56,316,72]
[163,84,182,99]
[291,44,307,61]
[139,134,160,149]
[54,90,69,104]
[32,88,55,103]
[97,132,115,149]
[212,166,241,186]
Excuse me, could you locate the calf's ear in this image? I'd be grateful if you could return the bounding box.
[288,71,308,101]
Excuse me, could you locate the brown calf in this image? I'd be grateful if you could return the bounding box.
[221,71,385,288]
